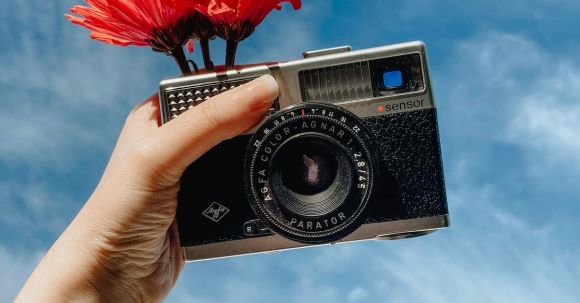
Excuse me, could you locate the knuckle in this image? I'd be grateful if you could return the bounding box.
[128,143,170,187]
[198,100,224,129]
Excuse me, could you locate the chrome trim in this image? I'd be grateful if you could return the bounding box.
[159,41,436,125]
[183,215,449,261]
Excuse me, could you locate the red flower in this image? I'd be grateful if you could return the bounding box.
[66,0,201,73]
[175,0,301,41]
[66,0,194,52]
[172,0,301,68]
[66,0,303,72]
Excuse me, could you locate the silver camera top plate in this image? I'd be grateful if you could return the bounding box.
[159,41,435,125]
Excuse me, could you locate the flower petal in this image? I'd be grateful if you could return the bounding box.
[66,0,192,52]
[187,39,195,53]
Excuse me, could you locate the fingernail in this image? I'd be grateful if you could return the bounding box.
[257,74,279,100]
[246,74,279,106]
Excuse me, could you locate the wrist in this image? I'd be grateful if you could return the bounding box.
[16,202,145,303]
[66,198,147,302]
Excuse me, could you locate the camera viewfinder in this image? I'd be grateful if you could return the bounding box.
[382,70,403,89]
[370,53,425,97]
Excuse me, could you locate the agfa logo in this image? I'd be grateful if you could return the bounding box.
[202,202,230,223]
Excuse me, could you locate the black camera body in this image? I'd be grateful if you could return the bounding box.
[159,42,449,261]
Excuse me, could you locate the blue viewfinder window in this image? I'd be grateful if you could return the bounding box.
[383,70,403,89]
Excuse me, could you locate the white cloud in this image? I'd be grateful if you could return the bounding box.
[0,178,79,249]
[347,286,369,302]
[509,99,580,182]
[437,32,580,191]
[0,1,164,169]
[0,46,154,168]
[367,185,579,303]
[508,86,580,170]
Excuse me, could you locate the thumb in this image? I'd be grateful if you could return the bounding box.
[142,75,279,183]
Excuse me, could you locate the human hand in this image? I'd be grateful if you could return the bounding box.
[16,75,279,302]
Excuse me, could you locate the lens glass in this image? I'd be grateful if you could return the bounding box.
[271,134,353,217]
[281,146,338,196]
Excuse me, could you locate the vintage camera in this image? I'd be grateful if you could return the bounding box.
[159,41,449,261]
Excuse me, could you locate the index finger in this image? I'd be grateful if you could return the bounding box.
[146,75,279,179]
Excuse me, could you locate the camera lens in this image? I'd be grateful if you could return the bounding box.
[271,134,353,217]
[245,103,377,244]
[279,140,337,196]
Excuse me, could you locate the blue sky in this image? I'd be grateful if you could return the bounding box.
[1,0,580,301]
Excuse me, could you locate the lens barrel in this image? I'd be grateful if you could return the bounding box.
[245,103,377,243]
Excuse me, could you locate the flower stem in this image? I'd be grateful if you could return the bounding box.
[225,40,238,70]
[171,46,191,75]
[200,38,214,72]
